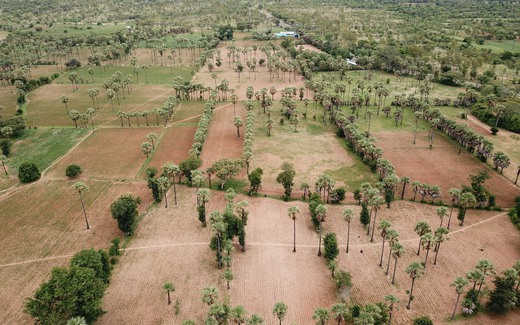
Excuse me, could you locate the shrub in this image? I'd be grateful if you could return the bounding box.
[330,187,346,203]
[65,164,82,178]
[110,194,142,235]
[490,126,499,135]
[333,270,352,289]
[323,232,339,261]
[413,316,433,325]
[18,162,41,183]
[0,139,12,156]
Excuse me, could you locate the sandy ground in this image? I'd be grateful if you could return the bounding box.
[375,131,520,207]
[46,127,164,179]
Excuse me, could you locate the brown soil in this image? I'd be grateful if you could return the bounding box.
[148,125,197,171]
[375,131,520,207]
[0,179,153,323]
[46,127,164,179]
[297,44,326,54]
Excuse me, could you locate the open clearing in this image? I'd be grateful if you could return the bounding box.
[46,127,163,180]
[100,187,520,324]
[0,179,153,323]
[375,130,520,207]
[0,87,19,116]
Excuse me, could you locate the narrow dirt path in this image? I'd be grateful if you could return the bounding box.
[0,210,510,268]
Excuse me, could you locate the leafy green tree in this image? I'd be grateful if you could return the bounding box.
[288,206,300,252]
[25,266,105,324]
[312,308,330,325]
[163,282,175,305]
[333,270,352,289]
[405,262,425,309]
[224,270,233,290]
[360,202,370,229]
[212,158,243,189]
[73,182,90,230]
[179,155,202,185]
[487,269,518,314]
[323,232,339,261]
[272,302,288,325]
[202,286,219,306]
[450,276,468,319]
[315,204,328,256]
[276,162,296,201]
[331,303,349,325]
[110,194,141,235]
[70,249,111,284]
[18,162,40,183]
[343,208,354,253]
[248,168,263,195]
[65,164,82,178]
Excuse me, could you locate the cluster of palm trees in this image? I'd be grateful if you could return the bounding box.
[102,71,134,111]
[140,132,159,158]
[242,109,255,174]
[191,100,216,158]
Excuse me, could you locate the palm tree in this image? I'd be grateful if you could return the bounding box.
[414,221,431,255]
[436,206,448,227]
[202,286,219,306]
[400,176,410,199]
[86,108,95,130]
[224,270,233,289]
[146,133,159,149]
[163,282,175,305]
[331,303,349,325]
[140,142,153,158]
[385,230,399,275]
[197,188,211,227]
[378,220,392,267]
[369,195,384,242]
[234,116,243,138]
[475,259,495,297]
[315,204,328,256]
[312,308,330,325]
[405,262,425,309]
[366,109,374,135]
[1,155,9,175]
[421,232,435,269]
[210,212,226,269]
[433,227,449,265]
[73,182,90,230]
[384,295,399,325]
[458,192,476,226]
[156,176,170,208]
[447,188,461,229]
[230,306,247,325]
[231,93,238,115]
[288,206,300,252]
[413,111,421,144]
[60,95,69,113]
[272,302,288,325]
[450,276,468,319]
[391,243,405,285]
[162,162,180,205]
[68,110,80,128]
[248,314,264,325]
[343,208,354,253]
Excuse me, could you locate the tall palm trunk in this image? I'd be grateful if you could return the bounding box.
[167,290,171,305]
[423,248,430,269]
[386,249,393,275]
[406,277,416,309]
[401,183,407,199]
[217,235,222,269]
[451,292,461,319]
[79,192,90,229]
[317,222,322,256]
[370,209,378,242]
[433,243,442,265]
[346,221,351,253]
[293,218,296,253]
[164,191,168,208]
[379,238,386,266]
[173,183,177,205]
[417,237,422,255]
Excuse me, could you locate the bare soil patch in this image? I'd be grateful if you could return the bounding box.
[133,47,198,67]
[0,179,153,323]
[297,44,326,54]
[0,87,19,116]
[375,131,520,207]
[148,125,196,171]
[46,127,163,179]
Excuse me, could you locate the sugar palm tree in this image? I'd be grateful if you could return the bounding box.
[343,208,354,253]
[385,230,399,275]
[458,192,476,226]
[433,227,449,265]
[466,269,485,292]
[210,212,226,269]
[378,220,392,267]
[272,302,288,325]
[224,270,233,289]
[230,306,247,325]
[331,303,349,325]
[248,314,264,325]
[405,262,425,309]
[312,308,330,325]
[202,286,219,306]
[163,282,175,305]
[156,176,170,208]
[414,221,431,255]
[447,188,461,229]
[391,243,405,285]
[146,132,159,149]
[437,206,448,227]
[421,232,435,269]
[141,141,153,158]
[384,294,399,325]
[231,93,238,115]
[73,182,90,230]
[369,195,385,242]
[1,155,9,175]
[400,176,410,199]
[197,188,212,227]
[450,276,468,319]
[162,162,180,205]
[315,204,328,256]
[234,116,243,138]
[288,206,300,252]
[60,95,69,113]
[475,259,495,297]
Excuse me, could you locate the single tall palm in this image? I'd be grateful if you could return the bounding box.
[414,221,431,255]
[421,232,435,269]
[288,206,300,252]
[391,243,405,285]
[156,176,170,208]
[433,227,449,265]
[163,282,175,305]
[343,208,354,253]
[437,206,448,227]
[202,286,219,306]
[405,262,425,309]
[378,220,392,267]
[73,182,90,230]
[385,230,399,275]
[315,204,328,256]
[384,294,399,325]
[312,308,330,325]
[60,95,69,113]
[331,303,349,325]
[450,276,468,319]
[234,116,243,138]
[369,195,384,242]
[272,302,288,325]
[447,188,461,229]
[475,259,495,297]
[224,270,233,289]
[162,162,180,205]
[197,188,212,227]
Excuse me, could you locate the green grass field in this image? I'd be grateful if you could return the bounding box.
[54,65,194,86]
[474,40,520,53]
[6,127,88,174]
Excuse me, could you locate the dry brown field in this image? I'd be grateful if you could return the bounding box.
[375,130,520,207]
[0,179,153,323]
[0,86,19,116]
[45,127,163,180]
[148,125,197,171]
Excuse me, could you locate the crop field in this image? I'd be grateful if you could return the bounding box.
[0,87,19,116]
